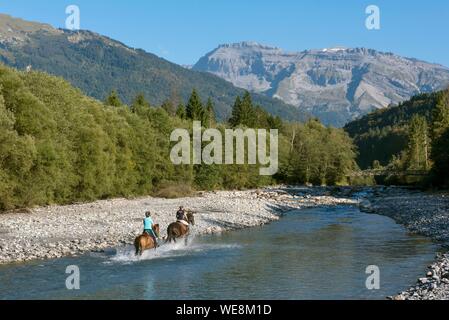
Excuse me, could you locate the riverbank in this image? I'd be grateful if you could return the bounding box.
[362,187,449,300]
[0,188,356,265]
[2,185,447,299]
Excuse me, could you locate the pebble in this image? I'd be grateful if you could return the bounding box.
[370,187,449,300]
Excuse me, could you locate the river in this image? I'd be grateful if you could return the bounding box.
[0,206,439,300]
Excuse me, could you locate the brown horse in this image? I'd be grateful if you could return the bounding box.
[166,211,195,244]
[134,224,160,256]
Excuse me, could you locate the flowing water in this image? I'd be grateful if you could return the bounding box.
[0,206,439,300]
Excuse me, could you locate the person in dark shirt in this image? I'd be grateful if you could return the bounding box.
[176,206,187,222]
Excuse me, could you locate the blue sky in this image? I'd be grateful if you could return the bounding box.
[1,0,448,67]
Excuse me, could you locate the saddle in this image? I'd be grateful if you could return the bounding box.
[177,220,189,226]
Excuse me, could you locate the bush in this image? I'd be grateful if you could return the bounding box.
[153,182,195,199]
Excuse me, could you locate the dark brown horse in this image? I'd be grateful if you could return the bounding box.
[166,211,195,244]
[134,224,160,256]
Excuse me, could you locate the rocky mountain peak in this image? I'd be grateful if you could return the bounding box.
[217,41,280,50]
[193,42,449,126]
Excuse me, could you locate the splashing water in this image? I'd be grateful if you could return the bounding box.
[109,234,241,264]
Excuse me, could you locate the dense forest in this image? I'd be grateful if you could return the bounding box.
[344,92,439,169]
[2,60,448,212]
[345,89,449,186]
[0,64,357,211]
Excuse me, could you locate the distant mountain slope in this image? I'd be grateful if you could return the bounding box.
[193,42,449,126]
[0,14,307,122]
[344,91,443,169]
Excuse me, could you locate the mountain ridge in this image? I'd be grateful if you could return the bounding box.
[193,42,449,126]
[0,14,308,122]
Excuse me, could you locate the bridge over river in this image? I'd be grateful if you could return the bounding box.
[348,169,429,178]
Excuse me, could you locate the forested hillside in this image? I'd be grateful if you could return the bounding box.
[0,14,308,123]
[0,64,358,211]
[344,92,440,169]
[345,89,449,187]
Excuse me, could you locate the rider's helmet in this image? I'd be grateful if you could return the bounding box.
[145,211,151,218]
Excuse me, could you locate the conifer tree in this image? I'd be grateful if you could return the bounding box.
[131,93,150,114]
[229,96,242,127]
[105,90,123,107]
[185,89,204,121]
[405,115,429,170]
[161,99,176,116]
[176,103,186,119]
[430,89,449,185]
[432,90,449,140]
[229,92,257,127]
[239,91,256,127]
[203,98,216,127]
[430,128,449,186]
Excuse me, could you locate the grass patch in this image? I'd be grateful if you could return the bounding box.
[153,183,195,199]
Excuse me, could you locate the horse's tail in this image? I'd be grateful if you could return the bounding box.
[165,233,171,243]
[166,224,181,243]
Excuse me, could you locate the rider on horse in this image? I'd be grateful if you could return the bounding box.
[176,206,189,226]
[143,211,159,246]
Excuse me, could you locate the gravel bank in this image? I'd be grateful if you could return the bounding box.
[0,188,356,265]
[361,187,449,300]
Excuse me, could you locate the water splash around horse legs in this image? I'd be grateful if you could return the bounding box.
[108,233,240,264]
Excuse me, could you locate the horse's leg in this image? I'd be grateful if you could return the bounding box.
[184,227,190,246]
[166,226,173,243]
[135,238,141,256]
[139,239,145,256]
[153,239,157,250]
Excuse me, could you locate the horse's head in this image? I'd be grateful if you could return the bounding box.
[153,224,160,237]
[187,211,195,226]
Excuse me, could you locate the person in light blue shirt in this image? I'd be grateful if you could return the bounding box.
[143,211,158,246]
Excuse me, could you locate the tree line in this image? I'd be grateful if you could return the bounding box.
[0,64,358,211]
[369,90,449,186]
[344,92,438,169]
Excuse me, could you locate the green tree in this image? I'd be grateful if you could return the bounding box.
[430,89,449,185]
[229,92,256,127]
[185,89,204,121]
[130,93,150,115]
[430,128,449,186]
[405,115,430,170]
[279,119,356,186]
[161,99,176,116]
[176,103,186,119]
[104,90,123,107]
[239,91,256,127]
[432,90,449,140]
[267,114,283,130]
[229,96,242,127]
[203,98,216,127]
